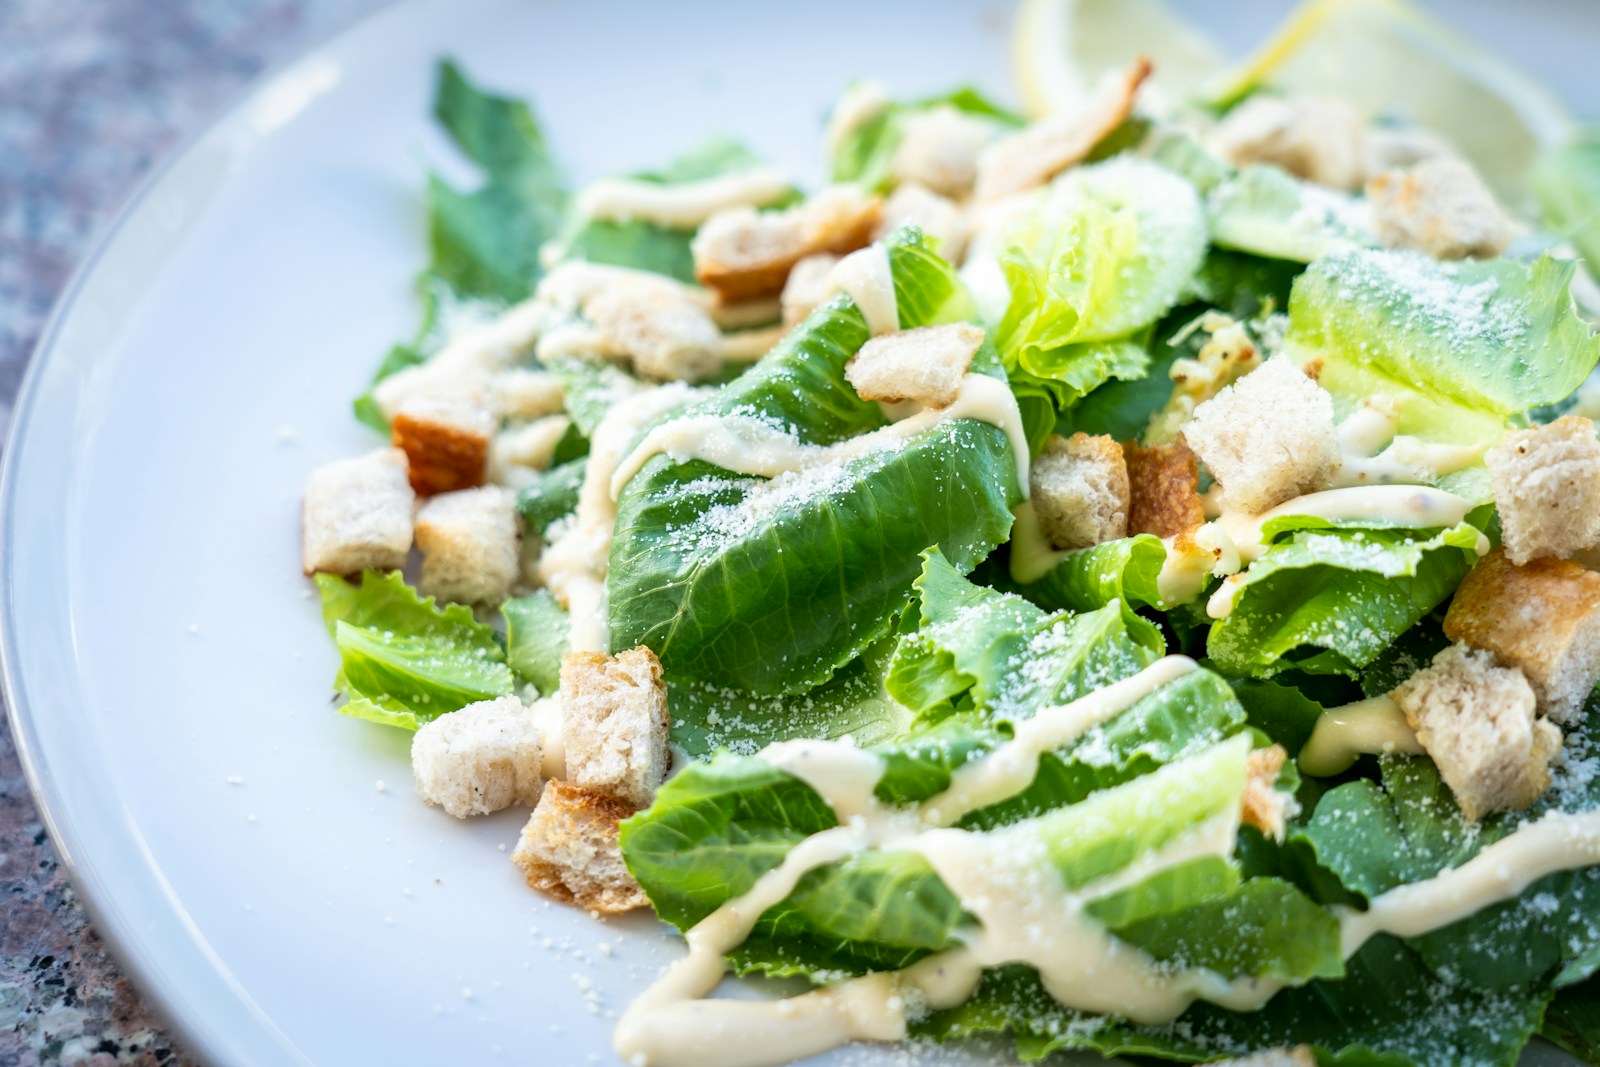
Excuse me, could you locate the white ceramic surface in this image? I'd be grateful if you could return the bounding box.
[4,2,1593,1065]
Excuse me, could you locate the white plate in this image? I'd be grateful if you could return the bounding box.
[2,2,1591,1065]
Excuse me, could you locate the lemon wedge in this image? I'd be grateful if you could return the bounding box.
[1205,0,1573,205]
[1011,0,1223,118]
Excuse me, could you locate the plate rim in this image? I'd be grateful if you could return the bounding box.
[0,3,403,1063]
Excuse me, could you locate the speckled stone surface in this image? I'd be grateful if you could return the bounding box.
[0,3,386,1062]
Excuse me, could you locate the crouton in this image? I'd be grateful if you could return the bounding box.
[876,183,969,263]
[1368,156,1515,260]
[890,105,994,198]
[1124,440,1206,538]
[1444,550,1600,723]
[780,253,841,327]
[492,369,566,421]
[1031,433,1130,550]
[511,779,648,913]
[1391,644,1560,820]
[973,58,1150,201]
[302,448,415,575]
[1363,125,1455,179]
[1206,1049,1316,1067]
[1485,416,1600,564]
[1182,356,1340,514]
[487,415,572,489]
[844,323,984,408]
[584,284,724,382]
[411,696,543,818]
[693,185,881,303]
[414,486,520,606]
[392,389,494,496]
[1240,745,1291,840]
[560,647,671,809]
[1210,94,1366,190]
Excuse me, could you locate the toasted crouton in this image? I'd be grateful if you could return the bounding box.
[411,696,543,818]
[876,183,969,263]
[780,253,841,327]
[560,647,671,808]
[1485,416,1600,565]
[584,284,724,383]
[511,780,648,913]
[488,415,572,489]
[1240,745,1292,840]
[973,58,1150,201]
[693,186,881,303]
[890,105,994,198]
[1368,156,1515,261]
[1124,440,1205,538]
[844,323,984,408]
[302,448,415,575]
[1031,433,1130,550]
[1182,356,1340,514]
[1206,1049,1317,1067]
[415,486,520,606]
[1444,550,1600,722]
[1211,95,1366,190]
[392,389,494,496]
[1392,644,1560,820]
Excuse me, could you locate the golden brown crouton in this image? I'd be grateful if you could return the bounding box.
[1392,644,1559,821]
[1031,433,1130,550]
[511,780,648,914]
[1368,156,1515,261]
[1444,550,1600,722]
[973,57,1151,201]
[1240,745,1291,840]
[844,323,985,408]
[692,186,881,303]
[392,392,493,496]
[560,647,671,809]
[1486,416,1600,565]
[1125,440,1206,539]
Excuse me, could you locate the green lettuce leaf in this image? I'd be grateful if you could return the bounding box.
[1208,165,1375,263]
[1544,978,1600,1064]
[1009,534,1167,615]
[829,86,1020,191]
[608,229,1016,694]
[515,457,585,535]
[1533,126,1600,279]
[501,589,568,695]
[315,571,512,730]
[1207,521,1486,678]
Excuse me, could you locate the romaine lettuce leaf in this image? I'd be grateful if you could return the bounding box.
[1208,164,1375,263]
[608,229,1016,694]
[1534,127,1600,281]
[502,589,568,695]
[515,457,585,535]
[1008,534,1167,615]
[1207,521,1486,679]
[315,571,513,730]
[1545,978,1600,1064]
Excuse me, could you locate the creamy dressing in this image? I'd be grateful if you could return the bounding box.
[576,168,793,229]
[539,384,704,652]
[608,373,1032,503]
[1297,695,1422,777]
[528,694,567,781]
[829,245,900,336]
[717,325,787,363]
[1007,500,1071,584]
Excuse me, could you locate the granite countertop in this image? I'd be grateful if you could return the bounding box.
[0,3,384,1063]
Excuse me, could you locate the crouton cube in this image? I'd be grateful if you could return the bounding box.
[1392,644,1560,820]
[780,253,841,327]
[1124,440,1206,539]
[876,183,968,262]
[890,105,994,198]
[974,58,1150,201]
[1368,156,1515,261]
[511,779,648,914]
[1210,94,1366,190]
[1485,416,1600,565]
[301,448,415,575]
[1206,1049,1317,1067]
[392,389,494,496]
[411,696,543,818]
[1240,744,1292,840]
[844,323,984,408]
[693,185,881,303]
[1182,356,1340,514]
[584,284,724,382]
[1444,550,1600,722]
[560,647,670,809]
[1031,433,1130,550]
[492,369,566,421]
[415,486,520,606]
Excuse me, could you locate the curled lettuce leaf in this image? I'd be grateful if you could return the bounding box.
[1009,534,1168,615]
[315,570,512,730]
[1207,164,1376,263]
[608,229,1015,694]
[501,589,569,695]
